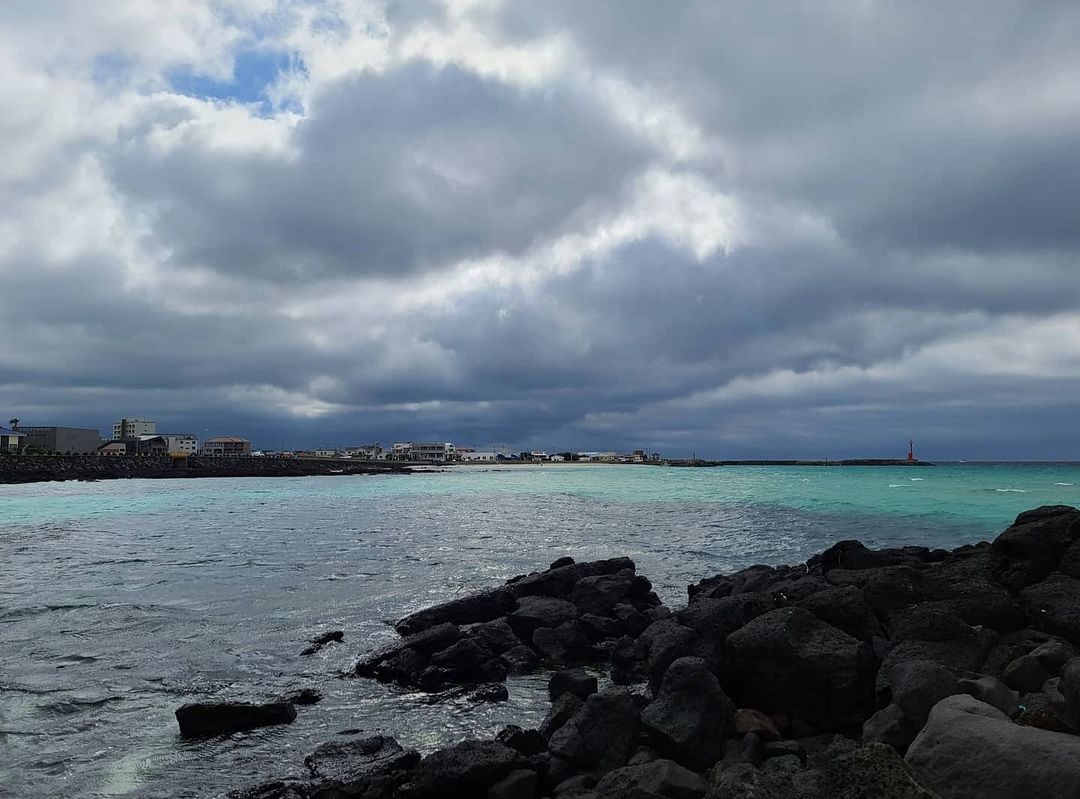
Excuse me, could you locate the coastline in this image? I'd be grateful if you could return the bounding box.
[212,504,1080,799]
[0,454,410,485]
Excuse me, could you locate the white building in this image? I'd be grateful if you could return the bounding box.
[113,418,156,438]
[390,442,456,462]
[345,444,384,459]
[160,433,197,454]
[459,451,497,462]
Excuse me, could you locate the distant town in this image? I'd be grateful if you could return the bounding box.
[0,417,662,464]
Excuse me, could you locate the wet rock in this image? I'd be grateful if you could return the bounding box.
[568,569,636,616]
[508,596,581,638]
[724,607,874,732]
[906,694,1080,799]
[404,621,461,655]
[593,758,706,799]
[533,621,596,665]
[396,588,516,636]
[175,701,296,738]
[991,505,1080,591]
[496,725,547,756]
[398,740,529,799]
[817,743,937,798]
[1020,572,1080,645]
[510,557,636,600]
[282,688,322,706]
[541,692,584,739]
[641,657,734,769]
[819,540,924,572]
[303,734,419,782]
[301,630,344,656]
[548,689,642,772]
[470,618,521,656]
[549,668,598,701]
[472,683,509,703]
[423,638,504,687]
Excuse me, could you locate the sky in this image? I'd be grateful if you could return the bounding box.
[3,1,1080,459]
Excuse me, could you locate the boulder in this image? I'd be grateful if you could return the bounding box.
[404,621,461,655]
[472,683,510,703]
[175,701,296,738]
[1030,638,1076,673]
[282,688,322,706]
[1019,572,1080,645]
[819,540,923,572]
[580,613,623,641]
[501,644,540,674]
[858,566,955,616]
[496,725,547,756]
[676,594,775,653]
[509,557,636,599]
[957,675,1019,718]
[906,694,1080,799]
[1002,654,1051,694]
[548,689,642,772]
[541,692,584,739]
[636,621,702,687]
[549,668,598,701]
[396,588,517,636]
[470,618,521,655]
[733,708,781,742]
[488,769,538,799]
[1063,657,1080,729]
[532,622,596,665]
[508,596,581,638]
[862,703,918,754]
[568,569,636,616]
[593,759,706,799]
[398,740,528,799]
[797,585,884,643]
[885,660,959,728]
[300,629,344,656]
[303,734,419,782]
[991,505,1080,591]
[724,607,874,732]
[641,657,734,769]
[424,638,504,687]
[816,743,937,798]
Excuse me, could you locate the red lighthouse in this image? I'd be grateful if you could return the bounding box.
[907,440,915,462]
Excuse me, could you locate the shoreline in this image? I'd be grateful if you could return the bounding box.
[211,504,1080,799]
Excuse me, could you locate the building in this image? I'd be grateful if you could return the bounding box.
[0,427,25,452]
[345,444,384,459]
[314,449,341,458]
[200,436,252,457]
[159,433,197,454]
[19,426,102,454]
[459,450,497,462]
[113,418,156,438]
[390,442,456,462]
[136,435,170,455]
[97,439,138,456]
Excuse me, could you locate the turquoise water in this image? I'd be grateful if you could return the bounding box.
[1,462,1079,798]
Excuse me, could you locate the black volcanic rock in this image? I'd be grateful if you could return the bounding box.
[641,656,734,769]
[395,588,516,636]
[175,701,296,738]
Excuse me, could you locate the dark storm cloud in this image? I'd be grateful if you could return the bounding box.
[107,61,653,283]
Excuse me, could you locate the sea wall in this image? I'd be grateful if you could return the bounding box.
[216,504,1080,799]
[0,454,408,484]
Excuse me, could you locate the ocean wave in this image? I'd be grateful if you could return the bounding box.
[1054,482,1074,486]
[887,484,909,488]
[994,488,1026,493]
[909,477,925,481]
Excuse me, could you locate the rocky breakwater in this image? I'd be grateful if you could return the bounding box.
[226,505,1080,799]
[0,454,407,484]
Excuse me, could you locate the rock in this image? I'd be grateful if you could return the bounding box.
[722,732,764,766]
[819,540,923,571]
[957,675,1019,718]
[404,621,462,655]
[175,701,296,738]
[1020,572,1080,645]
[303,734,419,782]
[509,557,636,600]
[549,668,598,701]
[301,629,344,656]
[496,725,547,756]
[1002,653,1052,694]
[470,619,521,655]
[991,505,1080,591]
[854,566,956,616]
[396,588,517,636]
[676,595,775,657]
[612,603,650,637]
[796,585,884,643]
[282,688,322,706]
[593,759,706,799]
[580,613,623,641]
[862,703,918,754]
[501,644,541,674]
[424,638,504,687]
[1063,657,1080,728]
[358,645,424,684]
[508,596,582,638]
[399,740,528,799]
[552,773,596,797]
[636,621,701,687]
[816,743,937,798]
[885,604,974,643]
[929,581,1027,632]
[724,607,874,732]
[1016,691,1074,733]
[533,621,596,665]
[568,569,636,616]
[733,708,781,742]
[541,690,585,739]
[762,739,804,763]
[1030,639,1076,673]
[641,657,734,770]
[548,689,642,772]
[472,683,510,702]
[802,733,858,769]
[876,631,996,695]
[771,575,833,604]
[551,556,576,569]
[488,768,538,799]
[885,660,960,728]
[906,694,1080,799]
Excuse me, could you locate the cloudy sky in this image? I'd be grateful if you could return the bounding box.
[3,1,1080,458]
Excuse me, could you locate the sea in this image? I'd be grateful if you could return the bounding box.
[2,462,1079,798]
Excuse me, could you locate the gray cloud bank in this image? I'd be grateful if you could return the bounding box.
[2,1,1079,458]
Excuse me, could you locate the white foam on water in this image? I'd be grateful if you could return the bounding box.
[995,488,1026,492]
[1054,482,1074,486]
[909,477,924,481]
[888,484,908,488]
